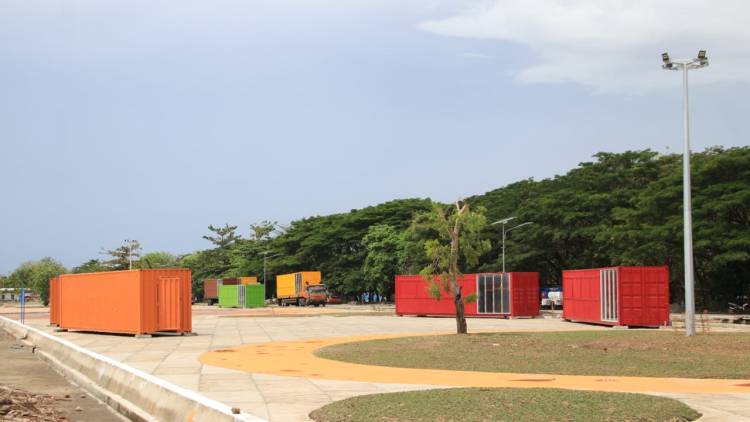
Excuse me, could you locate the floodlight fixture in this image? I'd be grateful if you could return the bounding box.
[662,52,672,69]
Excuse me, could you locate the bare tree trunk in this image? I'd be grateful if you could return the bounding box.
[454,284,468,334]
[450,200,469,334]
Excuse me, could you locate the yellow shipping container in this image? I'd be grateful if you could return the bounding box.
[276,271,322,299]
[240,276,258,285]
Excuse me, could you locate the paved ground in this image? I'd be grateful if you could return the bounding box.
[201,334,750,393]
[5,304,750,421]
[0,330,125,422]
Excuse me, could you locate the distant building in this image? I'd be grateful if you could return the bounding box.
[0,287,31,302]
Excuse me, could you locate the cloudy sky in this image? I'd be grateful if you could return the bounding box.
[1,0,749,273]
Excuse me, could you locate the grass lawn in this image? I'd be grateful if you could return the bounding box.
[315,331,750,378]
[309,388,701,422]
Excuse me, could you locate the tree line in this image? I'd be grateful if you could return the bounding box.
[4,147,748,310]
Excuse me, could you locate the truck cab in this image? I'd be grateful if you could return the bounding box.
[305,284,327,307]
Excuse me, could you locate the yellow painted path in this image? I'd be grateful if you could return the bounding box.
[200,333,750,395]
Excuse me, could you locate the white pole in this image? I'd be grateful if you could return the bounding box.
[682,64,696,336]
[502,225,506,274]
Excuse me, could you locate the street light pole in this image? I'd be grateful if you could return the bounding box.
[125,239,134,270]
[662,50,708,337]
[261,251,282,284]
[503,224,505,274]
[491,218,533,273]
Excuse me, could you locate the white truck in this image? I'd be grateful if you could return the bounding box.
[541,290,563,310]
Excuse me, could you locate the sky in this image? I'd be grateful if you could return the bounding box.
[1,0,749,273]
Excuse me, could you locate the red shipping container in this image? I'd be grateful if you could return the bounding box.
[563,266,670,327]
[203,278,240,304]
[395,273,539,318]
[50,269,192,336]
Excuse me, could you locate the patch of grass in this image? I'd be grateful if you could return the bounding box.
[309,388,701,422]
[315,331,750,378]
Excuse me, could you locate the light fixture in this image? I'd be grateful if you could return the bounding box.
[662,52,672,69]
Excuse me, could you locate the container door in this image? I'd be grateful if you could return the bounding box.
[238,285,246,308]
[477,274,487,313]
[477,274,510,314]
[295,273,302,295]
[157,277,182,331]
[600,269,618,322]
[500,273,510,314]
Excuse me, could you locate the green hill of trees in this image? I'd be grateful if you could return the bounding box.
[6,147,749,310]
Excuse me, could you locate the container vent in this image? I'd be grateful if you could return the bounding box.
[600,268,618,322]
[238,285,246,306]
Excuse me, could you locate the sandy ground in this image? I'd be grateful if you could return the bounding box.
[0,330,125,422]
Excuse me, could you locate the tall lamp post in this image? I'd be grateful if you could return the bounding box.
[124,239,138,270]
[661,50,708,337]
[491,217,533,273]
[261,251,282,284]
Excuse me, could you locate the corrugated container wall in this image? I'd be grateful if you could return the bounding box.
[50,269,192,335]
[562,266,670,327]
[49,276,61,326]
[218,284,265,308]
[204,278,240,301]
[395,273,539,318]
[219,285,240,308]
[204,279,218,300]
[244,284,265,308]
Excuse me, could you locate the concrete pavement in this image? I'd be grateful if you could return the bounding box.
[11,308,750,421]
[17,311,607,421]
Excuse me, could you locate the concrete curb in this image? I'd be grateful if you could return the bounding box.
[0,316,266,422]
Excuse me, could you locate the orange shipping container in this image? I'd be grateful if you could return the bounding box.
[240,276,258,285]
[51,269,192,336]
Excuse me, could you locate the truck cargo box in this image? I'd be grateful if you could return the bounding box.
[395,273,539,318]
[562,266,670,327]
[50,269,192,335]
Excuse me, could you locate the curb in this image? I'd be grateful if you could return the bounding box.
[0,316,266,422]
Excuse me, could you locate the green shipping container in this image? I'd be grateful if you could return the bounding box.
[218,284,265,308]
[243,284,265,308]
[218,285,240,308]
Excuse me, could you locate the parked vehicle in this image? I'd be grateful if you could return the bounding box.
[326,292,343,305]
[540,287,563,309]
[729,299,750,314]
[276,271,327,306]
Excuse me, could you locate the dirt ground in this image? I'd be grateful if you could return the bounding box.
[0,330,124,422]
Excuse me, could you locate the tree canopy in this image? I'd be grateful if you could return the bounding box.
[8,258,67,305]
[4,147,748,310]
